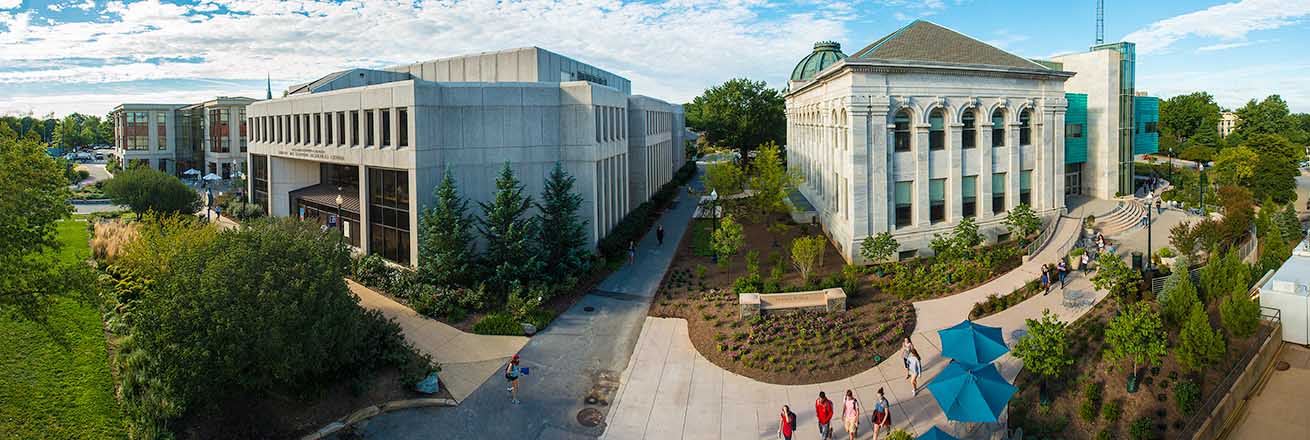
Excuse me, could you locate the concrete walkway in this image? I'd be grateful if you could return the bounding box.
[1228,344,1310,439]
[349,280,528,403]
[360,173,702,440]
[601,215,1110,440]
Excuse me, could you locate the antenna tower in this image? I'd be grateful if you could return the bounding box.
[1096,0,1105,44]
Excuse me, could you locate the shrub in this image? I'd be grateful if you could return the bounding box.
[1130,416,1157,440]
[1079,399,1099,422]
[1096,429,1112,440]
[472,312,523,335]
[1101,401,1121,423]
[351,253,394,287]
[102,166,201,217]
[885,430,914,440]
[91,220,138,263]
[1174,378,1201,415]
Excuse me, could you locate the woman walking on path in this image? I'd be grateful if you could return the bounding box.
[656,224,665,246]
[505,354,522,404]
[816,392,834,440]
[872,388,892,440]
[842,390,860,440]
[1080,251,1091,273]
[1040,264,1051,295]
[901,338,915,380]
[1057,260,1069,288]
[628,240,636,264]
[907,349,923,396]
[778,405,795,440]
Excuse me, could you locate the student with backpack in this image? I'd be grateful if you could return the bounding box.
[816,392,834,440]
[778,405,796,440]
[871,388,892,440]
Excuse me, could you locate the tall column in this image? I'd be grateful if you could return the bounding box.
[1053,109,1067,212]
[947,122,964,222]
[914,123,930,227]
[863,98,890,238]
[979,121,994,219]
[1008,120,1021,210]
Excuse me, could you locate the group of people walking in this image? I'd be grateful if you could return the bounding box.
[1038,259,1070,293]
[779,338,920,440]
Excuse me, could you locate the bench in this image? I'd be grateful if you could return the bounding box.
[738,288,847,319]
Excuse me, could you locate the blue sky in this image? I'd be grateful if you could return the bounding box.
[2,0,1309,117]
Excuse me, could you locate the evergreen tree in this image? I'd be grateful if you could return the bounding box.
[1159,258,1200,327]
[1199,249,1248,304]
[477,163,538,300]
[1176,303,1226,372]
[1220,290,1261,338]
[418,168,476,287]
[535,162,590,283]
[1276,203,1303,244]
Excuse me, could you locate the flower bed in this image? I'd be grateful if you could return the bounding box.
[969,279,1041,320]
[876,241,1024,301]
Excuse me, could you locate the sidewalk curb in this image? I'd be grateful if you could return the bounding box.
[299,397,457,440]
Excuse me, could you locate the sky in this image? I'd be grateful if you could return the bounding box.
[2,0,1310,117]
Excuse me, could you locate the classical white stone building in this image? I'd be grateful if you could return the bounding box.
[1219,111,1239,138]
[785,21,1073,263]
[245,47,685,266]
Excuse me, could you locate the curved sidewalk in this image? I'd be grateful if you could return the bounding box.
[602,215,1104,440]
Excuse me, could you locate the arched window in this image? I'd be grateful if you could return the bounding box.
[894,110,911,152]
[1019,109,1032,145]
[991,109,1005,147]
[962,110,976,149]
[928,109,945,151]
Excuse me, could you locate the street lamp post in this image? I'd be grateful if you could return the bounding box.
[335,186,345,238]
[710,189,720,232]
[1198,162,1206,215]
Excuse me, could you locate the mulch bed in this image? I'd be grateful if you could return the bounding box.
[649,214,917,385]
[1009,297,1266,440]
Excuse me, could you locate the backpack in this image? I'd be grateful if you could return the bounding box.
[787,410,797,431]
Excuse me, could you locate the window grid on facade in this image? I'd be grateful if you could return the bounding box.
[209,108,229,153]
[895,181,912,228]
[381,109,391,147]
[929,178,946,223]
[993,173,1006,214]
[928,110,945,150]
[369,168,410,265]
[1019,110,1032,146]
[398,108,408,147]
[337,112,346,147]
[991,110,1005,148]
[350,111,360,146]
[962,176,977,218]
[962,111,976,149]
[365,110,375,147]
[237,108,247,153]
[252,154,269,214]
[894,111,911,152]
[155,112,167,150]
[125,111,149,150]
[1019,170,1032,206]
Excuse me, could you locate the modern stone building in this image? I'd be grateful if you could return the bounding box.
[785,21,1074,262]
[110,97,256,178]
[785,20,1159,263]
[245,47,685,266]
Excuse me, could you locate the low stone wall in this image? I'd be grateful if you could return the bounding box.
[300,397,457,440]
[1188,322,1283,440]
[739,288,846,319]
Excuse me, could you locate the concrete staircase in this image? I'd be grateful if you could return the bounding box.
[1094,200,1147,237]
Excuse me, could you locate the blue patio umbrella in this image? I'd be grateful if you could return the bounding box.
[916,426,959,440]
[926,361,1018,423]
[937,320,1008,367]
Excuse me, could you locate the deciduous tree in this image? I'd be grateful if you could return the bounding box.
[684,78,785,157]
[1103,302,1168,376]
[705,159,745,196]
[1012,310,1074,385]
[859,231,899,266]
[1091,252,1142,300]
[1212,146,1258,187]
[711,214,745,270]
[790,235,825,284]
[749,141,801,214]
[102,167,201,217]
[1004,203,1041,238]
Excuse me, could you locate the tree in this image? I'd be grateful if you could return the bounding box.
[1179,145,1215,163]
[1217,185,1255,245]
[119,218,418,435]
[418,169,476,287]
[477,163,538,299]
[1004,203,1041,238]
[1158,259,1200,327]
[1244,133,1300,203]
[1176,303,1226,372]
[1200,249,1247,304]
[1159,92,1222,150]
[0,135,93,321]
[1233,95,1293,138]
[749,141,801,214]
[790,235,825,284]
[684,78,785,156]
[1212,146,1258,187]
[1220,289,1261,338]
[535,162,591,283]
[1170,221,1199,263]
[1276,203,1303,244]
[859,231,899,266]
[102,166,201,217]
[1091,252,1142,300]
[705,160,745,196]
[1103,302,1168,376]
[1012,310,1074,385]
[711,214,745,269]
[52,114,86,148]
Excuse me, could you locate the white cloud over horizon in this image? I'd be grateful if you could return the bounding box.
[1123,0,1310,54]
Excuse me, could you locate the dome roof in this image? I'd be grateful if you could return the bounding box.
[790,41,848,82]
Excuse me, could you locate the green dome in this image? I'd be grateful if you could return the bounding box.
[790,41,847,82]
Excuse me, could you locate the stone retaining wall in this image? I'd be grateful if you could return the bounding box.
[1188,322,1283,440]
[739,288,846,319]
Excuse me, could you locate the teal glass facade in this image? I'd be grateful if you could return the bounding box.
[1133,96,1159,155]
[1064,93,1088,164]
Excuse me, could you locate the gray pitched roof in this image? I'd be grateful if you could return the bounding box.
[850,20,1048,70]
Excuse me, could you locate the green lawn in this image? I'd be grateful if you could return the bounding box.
[0,220,127,438]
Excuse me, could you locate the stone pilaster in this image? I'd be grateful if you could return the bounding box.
[979,122,994,219]
[948,122,964,222]
[1008,121,1021,210]
[914,124,931,227]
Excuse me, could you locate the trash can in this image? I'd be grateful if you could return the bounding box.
[1131,252,1143,270]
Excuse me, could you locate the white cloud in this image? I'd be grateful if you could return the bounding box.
[1123,0,1310,54]
[48,3,65,12]
[0,0,854,113]
[74,0,96,11]
[984,30,1029,50]
[1195,39,1276,52]
[0,0,22,10]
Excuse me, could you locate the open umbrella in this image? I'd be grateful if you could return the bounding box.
[938,320,1008,367]
[926,361,1018,423]
[916,426,959,440]
[182,168,201,176]
[202,173,223,181]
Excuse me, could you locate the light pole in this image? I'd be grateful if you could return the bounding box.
[1197,162,1206,215]
[335,186,344,239]
[710,189,720,232]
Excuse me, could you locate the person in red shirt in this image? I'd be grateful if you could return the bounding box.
[816,391,834,440]
[778,405,795,440]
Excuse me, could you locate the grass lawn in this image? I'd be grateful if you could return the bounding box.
[0,220,127,439]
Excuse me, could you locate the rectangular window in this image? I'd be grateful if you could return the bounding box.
[350,111,360,146]
[1144,122,1158,133]
[221,162,231,179]
[894,114,911,152]
[302,114,310,145]
[898,250,917,261]
[158,159,169,173]
[992,172,1006,214]
[325,113,333,145]
[398,108,408,147]
[1019,112,1032,146]
[293,115,300,144]
[381,109,391,147]
[237,108,247,152]
[1067,123,1084,138]
[125,111,149,150]
[929,113,945,151]
[1020,170,1032,206]
[252,154,269,214]
[337,112,346,146]
[156,112,167,150]
[209,108,230,153]
[962,176,977,219]
[929,178,946,223]
[962,112,976,149]
[992,114,1005,147]
[368,167,411,265]
[315,113,322,145]
[595,108,602,142]
[365,110,375,147]
[895,181,913,228]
